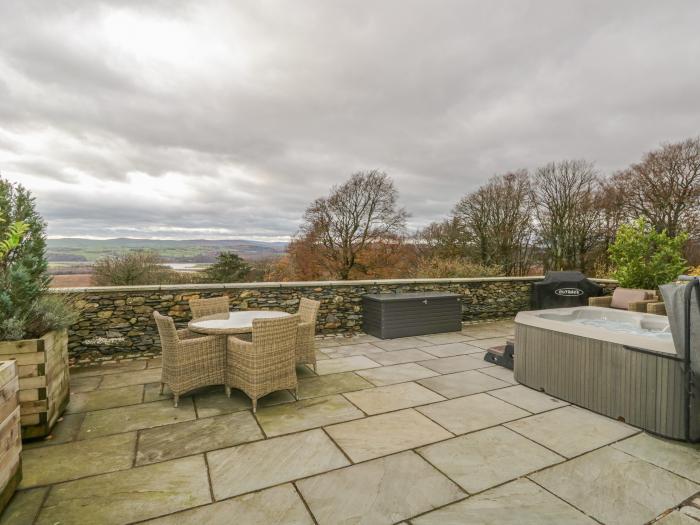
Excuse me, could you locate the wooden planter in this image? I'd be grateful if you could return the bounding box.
[0,360,21,514]
[0,330,70,440]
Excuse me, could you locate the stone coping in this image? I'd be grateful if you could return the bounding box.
[49,276,617,294]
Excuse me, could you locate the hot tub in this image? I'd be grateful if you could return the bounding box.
[515,306,698,441]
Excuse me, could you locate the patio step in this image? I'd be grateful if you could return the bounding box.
[484,340,514,370]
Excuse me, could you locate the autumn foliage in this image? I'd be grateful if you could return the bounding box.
[270,136,700,281]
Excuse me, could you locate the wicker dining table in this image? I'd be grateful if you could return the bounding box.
[187,310,291,336]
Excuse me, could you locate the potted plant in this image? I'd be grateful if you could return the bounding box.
[0,177,77,439]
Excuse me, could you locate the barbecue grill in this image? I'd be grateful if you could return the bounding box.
[531,271,603,310]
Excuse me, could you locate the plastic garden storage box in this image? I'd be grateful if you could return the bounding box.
[362,292,462,339]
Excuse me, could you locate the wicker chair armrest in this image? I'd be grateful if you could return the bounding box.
[628,299,657,313]
[178,334,224,351]
[589,296,613,307]
[177,328,200,340]
[297,321,315,336]
[227,336,253,354]
[647,302,667,315]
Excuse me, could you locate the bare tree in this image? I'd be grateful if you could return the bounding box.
[592,177,630,274]
[452,170,535,275]
[610,137,700,238]
[300,170,408,279]
[532,160,602,272]
[415,217,469,260]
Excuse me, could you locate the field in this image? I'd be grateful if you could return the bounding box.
[46,238,287,263]
[46,238,286,288]
[50,273,93,288]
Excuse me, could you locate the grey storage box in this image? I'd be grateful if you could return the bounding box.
[362,292,462,339]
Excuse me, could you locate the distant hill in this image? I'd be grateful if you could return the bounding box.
[47,237,288,262]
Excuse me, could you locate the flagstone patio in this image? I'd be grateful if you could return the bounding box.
[2,319,699,525]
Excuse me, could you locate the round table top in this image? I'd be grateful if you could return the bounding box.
[188,310,291,335]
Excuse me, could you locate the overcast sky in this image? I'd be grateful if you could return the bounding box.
[1,1,699,241]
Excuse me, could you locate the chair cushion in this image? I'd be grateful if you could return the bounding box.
[610,288,654,310]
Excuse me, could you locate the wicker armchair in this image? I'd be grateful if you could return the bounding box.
[189,296,230,320]
[297,298,321,371]
[226,314,300,412]
[589,288,658,312]
[154,311,226,407]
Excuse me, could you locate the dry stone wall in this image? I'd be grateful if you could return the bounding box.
[51,277,616,364]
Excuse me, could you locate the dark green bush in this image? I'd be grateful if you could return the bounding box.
[609,218,688,289]
[0,177,77,340]
[204,251,252,283]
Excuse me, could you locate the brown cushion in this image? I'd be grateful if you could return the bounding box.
[610,288,655,310]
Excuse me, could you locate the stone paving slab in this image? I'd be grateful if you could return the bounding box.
[682,504,700,520]
[418,370,510,398]
[142,484,314,525]
[147,356,162,368]
[207,429,349,500]
[0,487,47,525]
[612,433,700,483]
[418,355,494,374]
[35,455,212,525]
[531,446,700,525]
[255,394,364,436]
[66,384,144,414]
[295,364,316,378]
[343,381,445,415]
[505,405,639,458]
[320,342,386,359]
[419,342,482,358]
[297,372,372,400]
[478,365,517,384]
[356,362,438,386]
[78,398,196,439]
[69,375,102,393]
[466,336,511,349]
[23,413,85,449]
[417,393,529,435]
[143,381,172,403]
[98,367,163,389]
[194,387,294,417]
[460,326,514,339]
[656,510,699,524]
[487,384,568,413]
[136,411,263,465]
[412,478,595,525]
[315,355,381,375]
[365,348,435,365]
[416,332,475,345]
[297,451,464,525]
[70,360,149,378]
[316,338,342,348]
[417,426,564,494]
[325,409,453,462]
[369,337,426,351]
[20,432,137,488]
[344,334,382,345]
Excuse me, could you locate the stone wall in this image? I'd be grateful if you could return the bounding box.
[51,277,617,364]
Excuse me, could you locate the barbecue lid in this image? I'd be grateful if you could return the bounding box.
[538,271,589,283]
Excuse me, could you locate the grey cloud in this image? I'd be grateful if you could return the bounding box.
[1,0,700,239]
